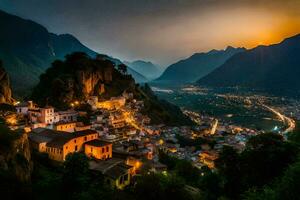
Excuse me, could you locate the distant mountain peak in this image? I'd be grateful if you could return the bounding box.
[155,46,245,83]
[197,33,300,97]
[225,46,235,50]
[207,49,219,55]
[280,33,300,46]
[124,60,162,80]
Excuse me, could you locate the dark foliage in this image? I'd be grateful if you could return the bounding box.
[31,52,134,109]
[176,134,215,150]
[0,103,16,112]
[139,83,195,126]
[215,133,299,199]
[134,173,193,200]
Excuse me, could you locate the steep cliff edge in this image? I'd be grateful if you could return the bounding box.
[0,60,13,104]
[31,52,135,109]
[0,125,33,183]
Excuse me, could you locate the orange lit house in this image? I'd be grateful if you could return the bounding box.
[199,150,218,169]
[53,121,76,132]
[89,159,133,190]
[53,121,91,133]
[85,140,112,160]
[29,128,98,162]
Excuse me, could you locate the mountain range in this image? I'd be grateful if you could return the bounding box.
[0,10,147,96]
[197,34,300,97]
[155,46,245,84]
[2,9,300,98]
[124,60,162,80]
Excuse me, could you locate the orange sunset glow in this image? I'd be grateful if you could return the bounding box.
[2,0,300,65]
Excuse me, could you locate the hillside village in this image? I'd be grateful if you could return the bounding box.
[1,3,300,199]
[0,52,270,193]
[5,82,262,190]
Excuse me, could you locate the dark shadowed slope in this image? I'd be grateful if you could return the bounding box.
[156,46,245,84]
[0,10,147,96]
[197,34,300,97]
[124,60,162,80]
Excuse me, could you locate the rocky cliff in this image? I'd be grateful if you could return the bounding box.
[0,60,13,104]
[31,52,135,109]
[0,128,33,183]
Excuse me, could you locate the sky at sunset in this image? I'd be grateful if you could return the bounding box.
[1,0,300,66]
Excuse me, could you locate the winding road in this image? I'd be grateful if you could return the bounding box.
[262,104,296,134]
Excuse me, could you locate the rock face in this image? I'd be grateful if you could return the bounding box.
[0,61,13,104]
[32,52,135,109]
[0,132,33,183]
[76,66,113,99]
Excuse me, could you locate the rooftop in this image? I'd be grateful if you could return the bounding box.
[29,128,97,148]
[54,121,77,125]
[85,139,111,147]
[89,158,132,179]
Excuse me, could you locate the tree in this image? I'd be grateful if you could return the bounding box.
[240,133,298,189]
[174,159,201,186]
[62,153,89,196]
[118,64,127,74]
[134,173,192,200]
[243,158,300,200]
[158,150,178,170]
[198,168,223,200]
[274,158,300,199]
[135,173,165,200]
[215,145,241,199]
[215,133,299,199]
